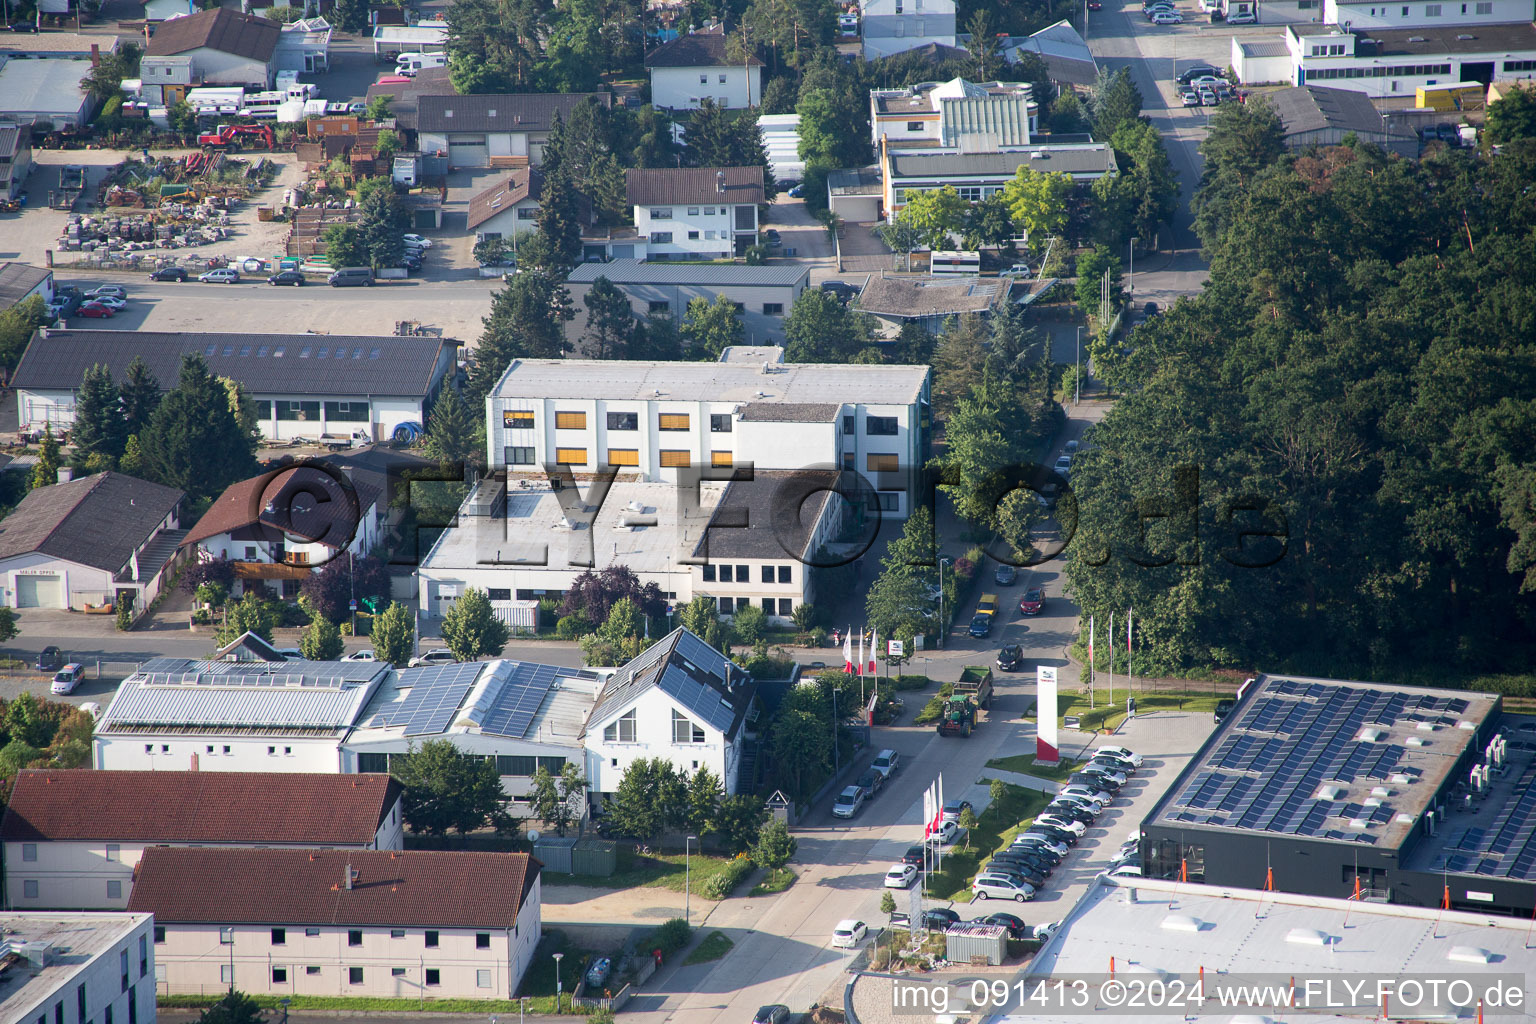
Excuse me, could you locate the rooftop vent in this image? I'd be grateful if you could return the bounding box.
[1408,35,1425,42]
[1455,33,1474,39]
[1349,818,1370,829]
[1389,772,1412,784]
[1370,786,1392,798]
[1316,784,1344,800]
[1286,928,1332,947]
[1417,721,1438,731]
[1160,914,1204,933]
[1448,946,1493,964]
[1407,736,1430,746]
[1457,720,1477,730]
[1358,727,1387,742]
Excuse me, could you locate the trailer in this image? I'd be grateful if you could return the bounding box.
[954,665,994,709]
[50,165,87,210]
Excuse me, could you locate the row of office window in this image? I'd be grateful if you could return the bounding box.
[508,410,901,435]
[357,751,566,777]
[649,204,732,218]
[718,596,795,616]
[702,564,794,584]
[251,400,370,421]
[505,447,740,468]
[1301,63,1452,79]
[246,965,493,988]
[18,878,124,899]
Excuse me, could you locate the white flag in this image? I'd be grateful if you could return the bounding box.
[922,785,933,837]
[868,626,878,674]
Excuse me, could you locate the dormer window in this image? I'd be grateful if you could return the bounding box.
[604,709,637,743]
[672,710,705,744]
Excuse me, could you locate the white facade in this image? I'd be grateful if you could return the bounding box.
[0,913,156,1024]
[4,815,404,912]
[470,201,540,243]
[0,512,183,611]
[859,0,958,58]
[586,682,742,794]
[175,47,272,88]
[648,65,762,111]
[1321,0,1529,30]
[151,881,540,1000]
[870,79,1037,154]
[94,731,347,774]
[635,201,758,260]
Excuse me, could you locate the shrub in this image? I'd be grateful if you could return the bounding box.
[555,614,590,640]
[644,918,693,957]
[893,674,930,690]
[115,594,135,631]
[703,854,755,899]
[277,602,311,627]
[191,608,211,625]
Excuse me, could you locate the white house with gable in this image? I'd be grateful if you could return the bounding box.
[645,24,764,110]
[859,0,957,59]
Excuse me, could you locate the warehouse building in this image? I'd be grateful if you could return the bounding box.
[1140,673,1536,916]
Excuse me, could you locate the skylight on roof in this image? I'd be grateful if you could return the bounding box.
[300,347,312,357]
[273,346,285,357]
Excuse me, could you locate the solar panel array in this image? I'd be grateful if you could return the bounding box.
[134,657,381,689]
[391,663,484,736]
[588,629,744,738]
[1430,762,1536,880]
[1163,681,1468,842]
[479,663,571,738]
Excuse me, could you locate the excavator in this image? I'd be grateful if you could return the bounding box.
[196,124,277,153]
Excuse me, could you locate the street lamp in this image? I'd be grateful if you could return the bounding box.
[937,558,953,650]
[1075,327,1082,405]
[552,953,564,1014]
[685,834,698,924]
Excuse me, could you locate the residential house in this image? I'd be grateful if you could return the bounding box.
[144,8,283,89]
[11,329,459,444]
[1231,21,1536,94]
[0,912,156,1024]
[92,657,391,773]
[342,661,609,802]
[859,0,957,59]
[0,56,95,130]
[0,262,50,311]
[563,260,808,345]
[466,169,542,244]
[180,464,385,600]
[646,24,764,110]
[417,93,610,169]
[878,139,1117,219]
[870,78,1038,153]
[0,472,186,613]
[583,627,760,796]
[627,166,764,260]
[274,16,332,75]
[856,273,1014,334]
[362,66,453,132]
[129,849,542,1000]
[1267,84,1418,154]
[0,770,404,911]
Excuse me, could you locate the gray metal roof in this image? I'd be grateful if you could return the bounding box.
[0,262,50,308]
[99,658,388,733]
[12,330,458,398]
[0,56,92,122]
[1269,85,1405,137]
[566,259,808,287]
[0,472,184,574]
[941,95,1033,148]
[416,92,608,134]
[584,627,756,740]
[858,275,1008,317]
[828,167,883,196]
[1238,39,1291,57]
[492,357,929,406]
[887,144,1116,179]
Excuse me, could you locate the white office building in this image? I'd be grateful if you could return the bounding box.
[859,0,957,58]
[0,912,157,1024]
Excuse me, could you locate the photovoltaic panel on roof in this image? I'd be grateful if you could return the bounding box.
[479,662,567,738]
[392,663,483,735]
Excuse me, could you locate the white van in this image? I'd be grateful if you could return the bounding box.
[396,52,449,76]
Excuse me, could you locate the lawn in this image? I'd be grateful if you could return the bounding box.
[684,930,735,965]
[986,755,1083,783]
[567,846,740,895]
[749,866,796,896]
[1052,692,1225,733]
[925,782,1052,902]
[516,929,599,1007]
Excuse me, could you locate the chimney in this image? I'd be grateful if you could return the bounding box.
[716,171,725,194]
[344,863,354,889]
[57,467,73,484]
[190,752,200,771]
[90,43,100,67]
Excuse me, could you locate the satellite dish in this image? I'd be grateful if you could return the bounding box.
[527,829,542,842]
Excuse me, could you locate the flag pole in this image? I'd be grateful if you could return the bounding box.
[1088,614,1095,710]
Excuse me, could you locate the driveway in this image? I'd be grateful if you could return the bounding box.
[762,195,834,260]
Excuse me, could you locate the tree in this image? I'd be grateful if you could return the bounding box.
[138,355,255,503]
[1089,67,1143,142]
[731,602,766,645]
[182,556,235,602]
[534,172,586,270]
[1001,166,1072,246]
[958,805,979,849]
[81,43,140,102]
[422,386,481,465]
[469,269,574,402]
[0,296,47,378]
[0,606,18,644]
[119,356,161,437]
[214,593,278,646]
[358,185,408,268]
[581,276,639,359]
[681,295,745,360]
[963,193,1019,251]
[5,692,52,748]
[783,289,871,363]
[880,890,897,917]
[1193,96,1285,248]
[996,487,1047,560]
[529,764,578,836]
[562,565,666,623]
[440,587,511,661]
[197,989,264,1024]
[930,314,989,418]
[29,425,60,491]
[300,613,344,660]
[1074,245,1124,316]
[767,707,829,803]
[392,738,506,835]
[372,601,415,666]
[753,816,797,868]
[1110,119,1179,245]
[713,794,768,854]
[686,765,723,837]
[797,88,871,169]
[609,757,686,841]
[220,377,261,446]
[321,222,368,268]
[964,10,1002,81]
[364,94,393,121]
[895,185,969,250]
[679,595,718,637]
[1487,86,1536,144]
[375,128,401,159]
[166,98,198,134]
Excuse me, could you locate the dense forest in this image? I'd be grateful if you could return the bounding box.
[1066,103,1536,684]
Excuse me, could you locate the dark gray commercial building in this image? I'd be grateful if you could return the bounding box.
[1141,673,1536,915]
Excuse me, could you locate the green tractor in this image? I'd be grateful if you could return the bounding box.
[937,695,976,737]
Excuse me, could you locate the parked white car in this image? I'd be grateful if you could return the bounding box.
[832,919,868,948]
[1059,784,1111,806]
[409,648,457,667]
[341,650,377,662]
[1096,746,1144,768]
[1035,813,1088,836]
[884,864,918,888]
[972,874,1036,902]
[402,233,433,248]
[1152,10,1184,21]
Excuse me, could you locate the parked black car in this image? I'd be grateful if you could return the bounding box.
[150,266,187,282]
[984,861,1047,888]
[976,912,1028,938]
[35,646,63,672]
[1026,824,1079,847]
[903,844,926,867]
[857,769,884,799]
[267,270,306,286]
[1045,801,1095,825]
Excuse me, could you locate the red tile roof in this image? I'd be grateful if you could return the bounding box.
[181,464,382,550]
[625,166,765,206]
[0,770,402,845]
[127,848,539,929]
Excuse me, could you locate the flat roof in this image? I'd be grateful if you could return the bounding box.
[719,345,784,363]
[372,23,449,42]
[828,166,883,196]
[0,913,152,1024]
[422,479,722,577]
[492,358,929,406]
[1147,674,1498,849]
[1352,21,1536,57]
[0,56,91,120]
[690,469,840,560]
[1009,877,1536,1023]
[888,143,1116,178]
[858,274,1008,317]
[566,258,807,287]
[0,32,118,56]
